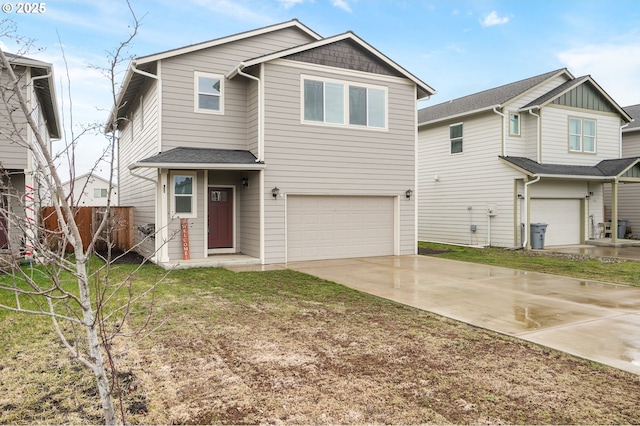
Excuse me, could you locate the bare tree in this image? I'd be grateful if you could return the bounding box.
[0,4,162,424]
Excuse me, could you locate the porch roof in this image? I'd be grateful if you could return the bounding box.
[130,147,266,170]
[499,156,640,180]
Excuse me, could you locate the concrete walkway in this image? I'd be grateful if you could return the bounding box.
[286,255,640,375]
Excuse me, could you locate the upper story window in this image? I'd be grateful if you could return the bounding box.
[450,123,463,154]
[172,172,197,218]
[302,76,387,130]
[569,117,596,153]
[509,113,520,136]
[94,188,108,198]
[195,72,223,114]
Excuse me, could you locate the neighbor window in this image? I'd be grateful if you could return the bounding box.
[94,188,108,198]
[195,72,223,114]
[172,173,197,217]
[450,123,463,154]
[303,77,387,129]
[569,117,596,153]
[509,113,520,136]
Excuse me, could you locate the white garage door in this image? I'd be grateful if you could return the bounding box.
[287,195,395,262]
[530,199,581,246]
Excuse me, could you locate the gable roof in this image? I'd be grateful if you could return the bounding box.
[130,147,265,170]
[226,31,436,99]
[62,172,116,188]
[500,156,640,180]
[623,104,640,133]
[5,52,61,139]
[418,69,570,126]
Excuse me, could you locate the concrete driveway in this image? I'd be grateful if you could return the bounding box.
[287,255,640,375]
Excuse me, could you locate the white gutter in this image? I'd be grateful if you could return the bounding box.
[492,106,506,156]
[129,162,266,170]
[522,176,541,249]
[528,108,541,163]
[227,62,263,162]
[418,104,501,128]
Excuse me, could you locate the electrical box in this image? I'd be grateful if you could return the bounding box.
[470,224,477,233]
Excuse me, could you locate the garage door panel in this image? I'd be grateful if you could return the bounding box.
[531,199,581,246]
[287,195,395,262]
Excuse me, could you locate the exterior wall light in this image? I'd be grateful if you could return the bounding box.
[272,187,280,198]
[241,177,249,188]
[405,189,413,199]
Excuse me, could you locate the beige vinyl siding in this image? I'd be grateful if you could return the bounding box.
[118,79,159,258]
[261,61,417,263]
[617,131,640,234]
[0,68,30,169]
[238,170,261,257]
[540,106,621,164]
[418,112,523,247]
[160,28,316,152]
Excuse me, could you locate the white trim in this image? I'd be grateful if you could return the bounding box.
[170,171,197,219]
[509,112,521,136]
[194,71,224,115]
[206,184,236,254]
[130,162,266,170]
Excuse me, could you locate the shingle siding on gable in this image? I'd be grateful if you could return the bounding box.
[285,39,403,77]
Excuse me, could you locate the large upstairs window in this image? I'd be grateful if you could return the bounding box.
[569,117,596,153]
[195,72,223,114]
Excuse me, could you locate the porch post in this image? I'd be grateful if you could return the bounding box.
[611,178,618,243]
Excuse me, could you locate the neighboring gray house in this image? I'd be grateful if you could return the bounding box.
[609,104,640,237]
[0,53,60,254]
[417,69,636,249]
[108,20,435,267]
[61,172,118,206]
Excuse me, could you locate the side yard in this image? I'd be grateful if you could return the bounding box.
[1,256,640,424]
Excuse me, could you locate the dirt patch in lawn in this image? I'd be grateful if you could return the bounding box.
[114,270,640,425]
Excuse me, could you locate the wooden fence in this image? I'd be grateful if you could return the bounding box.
[41,206,133,253]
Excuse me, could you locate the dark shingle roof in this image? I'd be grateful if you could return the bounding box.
[520,76,589,110]
[138,147,259,165]
[418,69,568,125]
[623,104,640,132]
[501,156,640,177]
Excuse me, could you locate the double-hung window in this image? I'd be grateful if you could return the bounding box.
[509,113,520,136]
[94,188,108,198]
[450,123,463,154]
[302,77,387,129]
[569,118,596,153]
[195,71,223,114]
[172,173,197,218]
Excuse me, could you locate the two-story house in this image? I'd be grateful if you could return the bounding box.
[62,172,118,207]
[417,68,636,249]
[108,20,435,267]
[0,53,60,254]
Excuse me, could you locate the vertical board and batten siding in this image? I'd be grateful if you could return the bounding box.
[617,131,640,234]
[118,78,159,258]
[261,61,417,263]
[160,27,316,153]
[418,112,523,248]
[540,106,621,165]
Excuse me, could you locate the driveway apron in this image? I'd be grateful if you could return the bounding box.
[287,255,640,375]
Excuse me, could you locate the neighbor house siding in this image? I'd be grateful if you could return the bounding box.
[160,28,317,153]
[118,78,159,259]
[540,106,621,164]
[617,131,640,235]
[261,60,417,263]
[418,112,523,247]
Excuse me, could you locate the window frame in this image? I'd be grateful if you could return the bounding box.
[568,117,596,153]
[93,188,108,198]
[194,71,224,115]
[171,172,197,218]
[450,122,463,154]
[509,113,520,136]
[301,75,388,130]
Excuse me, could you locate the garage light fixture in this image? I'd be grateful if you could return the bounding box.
[405,189,413,199]
[272,187,280,198]
[241,177,249,188]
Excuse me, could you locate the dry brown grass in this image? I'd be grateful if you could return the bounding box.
[2,266,640,424]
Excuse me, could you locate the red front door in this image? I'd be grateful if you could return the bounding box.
[0,193,8,249]
[208,187,233,249]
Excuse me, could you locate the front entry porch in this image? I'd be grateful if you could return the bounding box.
[157,253,261,270]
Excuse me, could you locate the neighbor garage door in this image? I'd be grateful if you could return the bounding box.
[287,195,395,262]
[530,199,581,246]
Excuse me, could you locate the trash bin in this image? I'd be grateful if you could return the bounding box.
[530,223,548,249]
[617,219,628,239]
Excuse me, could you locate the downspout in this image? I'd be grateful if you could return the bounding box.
[522,175,541,248]
[233,63,263,162]
[492,106,506,156]
[528,108,541,163]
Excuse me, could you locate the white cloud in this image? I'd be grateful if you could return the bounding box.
[276,0,306,9]
[332,0,352,13]
[481,11,509,27]
[557,42,640,106]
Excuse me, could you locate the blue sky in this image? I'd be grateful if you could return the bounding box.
[3,0,640,177]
